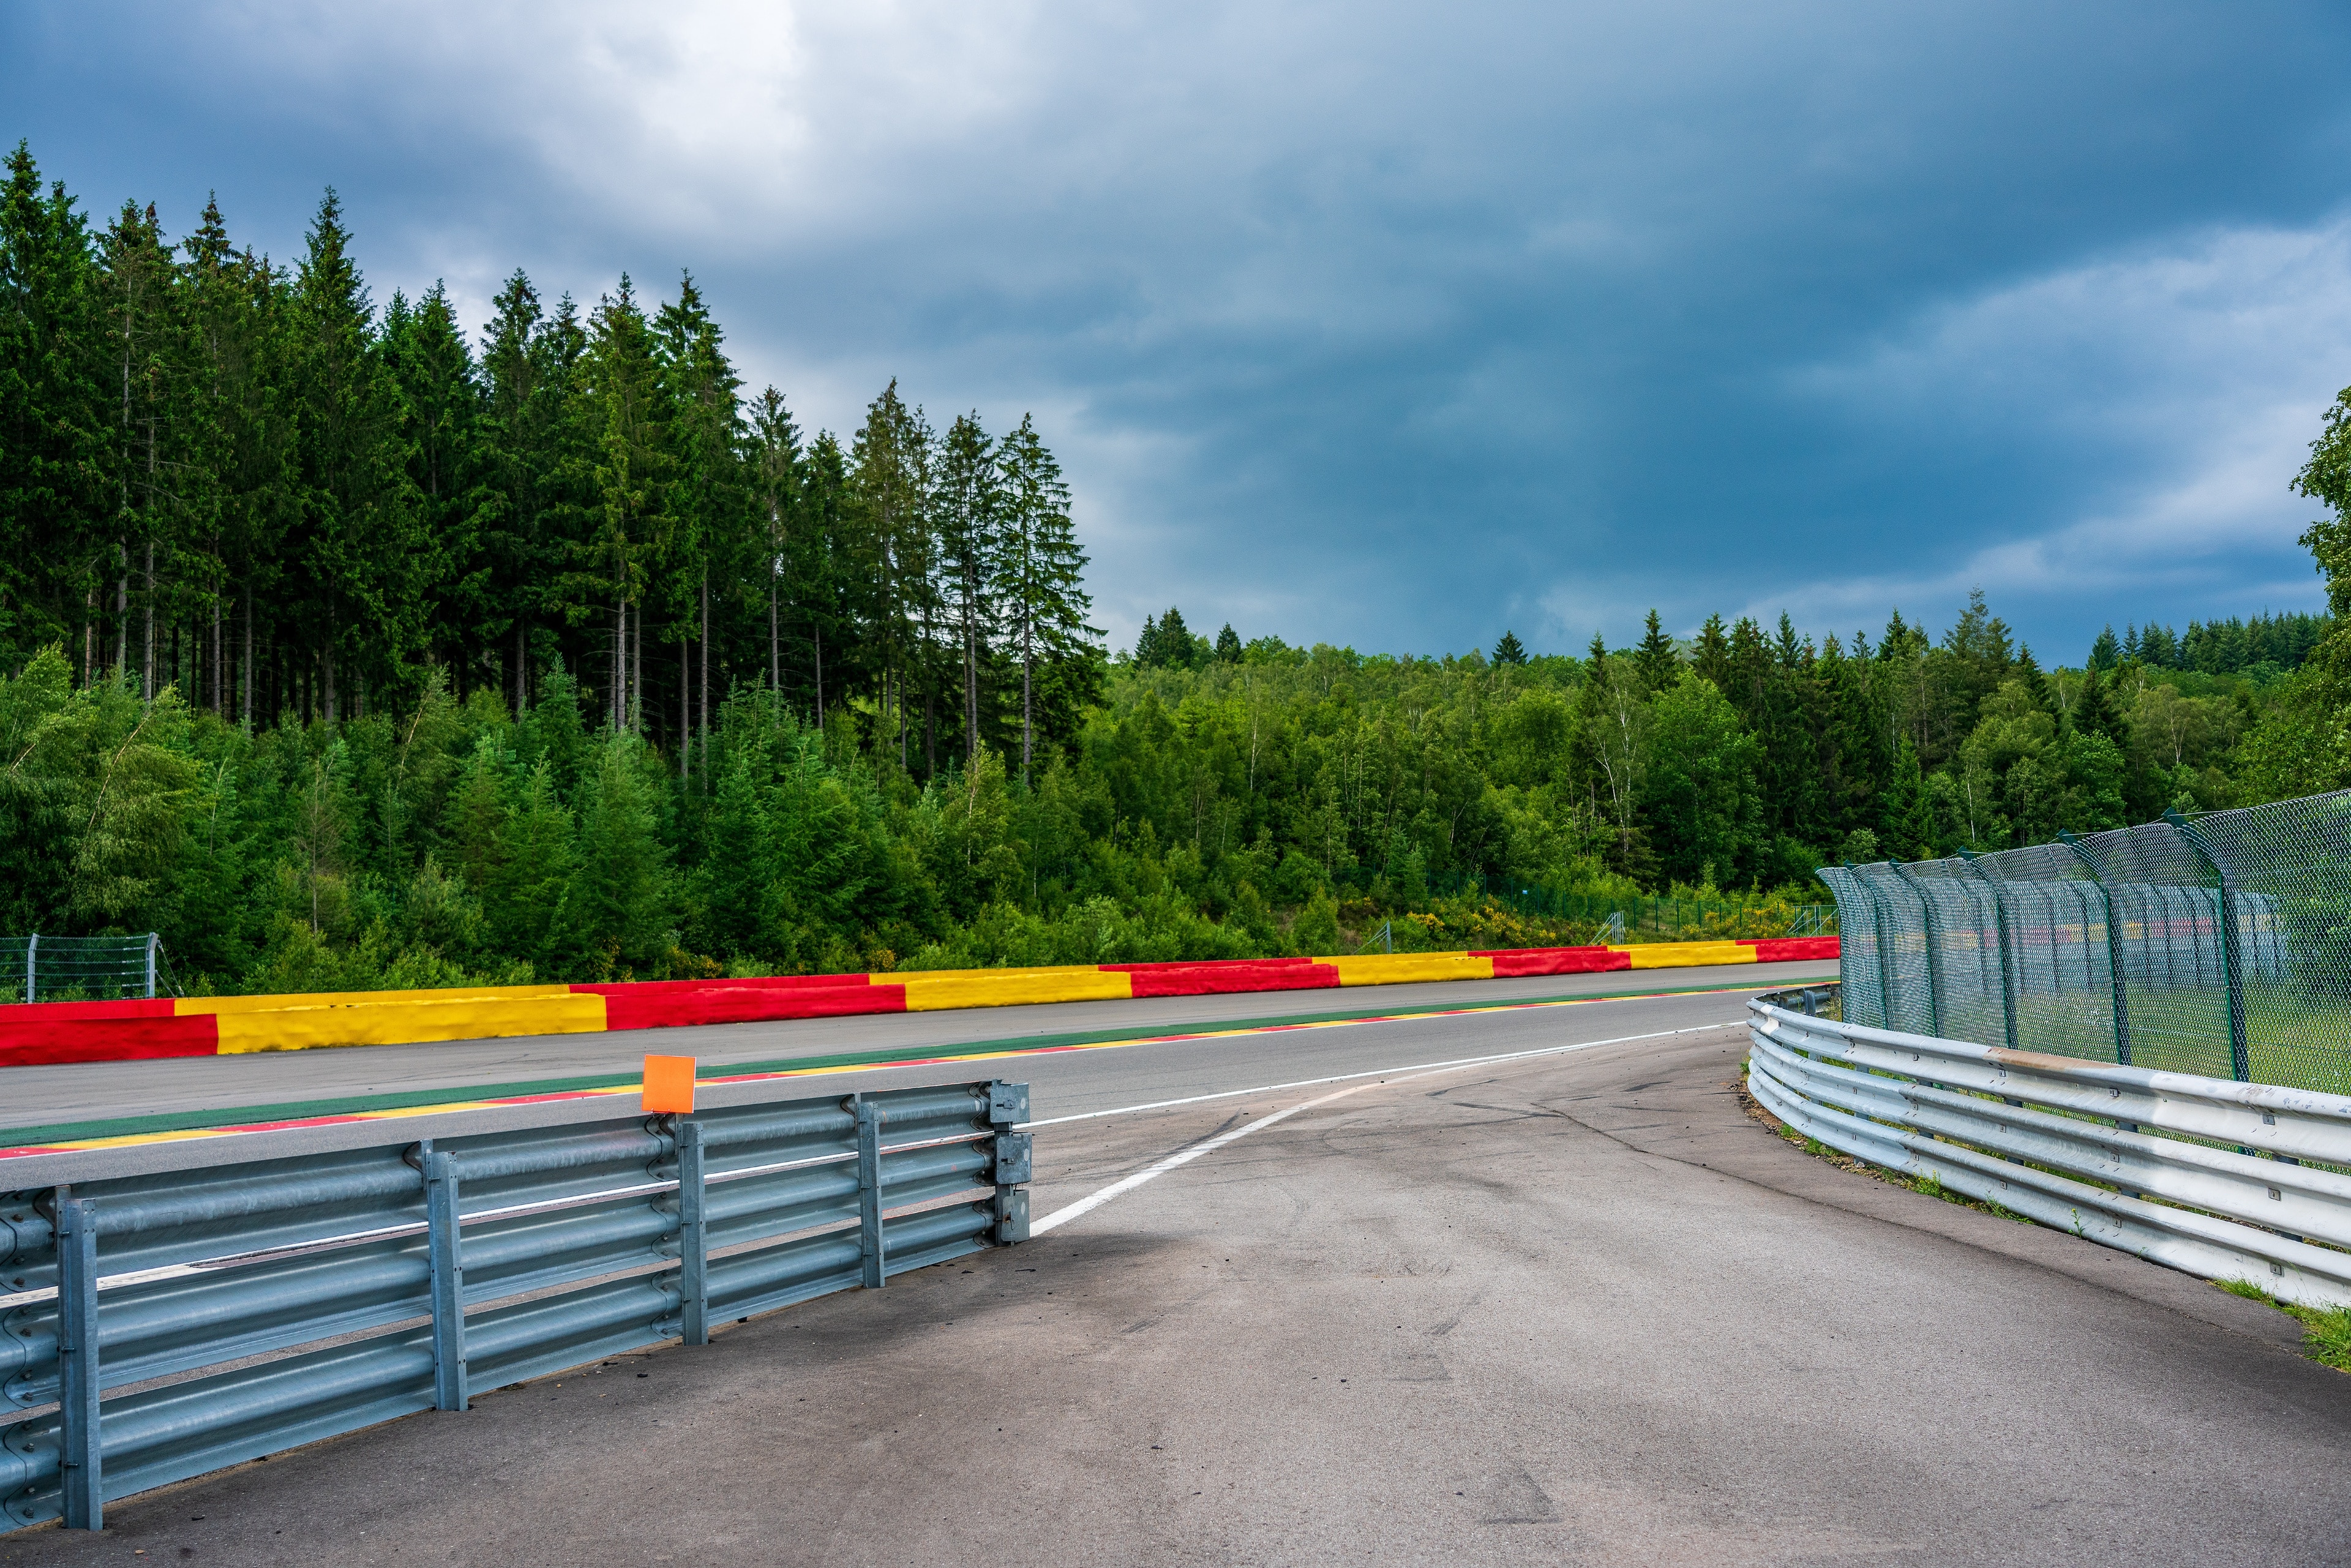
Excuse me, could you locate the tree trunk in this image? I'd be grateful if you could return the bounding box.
[700,569,710,775]
[680,636,691,782]
[324,640,337,725]
[514,620,527,715]
[632,597,642,733]
[814,623,824,729]
[612,599,626,730]
[114,544,127,680]
[768,557,779,694]
[142,541,155,702]
[242,591,253,730]
[1021,613,1033,786]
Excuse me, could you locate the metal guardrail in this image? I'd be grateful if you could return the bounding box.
[1746,985,2351,1312]
[0,1078,1033,1532]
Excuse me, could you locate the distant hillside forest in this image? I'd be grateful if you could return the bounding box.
[8,143,2351,995]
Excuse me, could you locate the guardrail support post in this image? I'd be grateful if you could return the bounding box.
[988,1080,1033,1245]
[678,1119,709,1345]
[423,1150,467,1411]
[855,1098,885,1288]
[143,934,157,1000]
[2167,810,2249,1082]
[56,1190,101,1531]
[24,932,35,1005]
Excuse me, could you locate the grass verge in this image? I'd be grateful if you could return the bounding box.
[2216,1278,2351,1373]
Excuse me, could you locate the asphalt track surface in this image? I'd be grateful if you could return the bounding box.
[0,962,1839,1146]
[8,964,2350,1565]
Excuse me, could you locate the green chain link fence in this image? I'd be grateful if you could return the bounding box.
[1820,789,2350,1095]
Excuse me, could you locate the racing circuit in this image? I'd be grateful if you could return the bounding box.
[3,959,2349,1566]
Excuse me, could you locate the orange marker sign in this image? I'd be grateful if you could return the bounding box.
[641,1054,698,1114]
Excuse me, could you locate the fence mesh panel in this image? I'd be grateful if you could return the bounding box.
[1970,842,2121,1063]
[2067,822,2235,1081]
[1849,864,1934,1037]
[2183,791,2351,1095]
[1818,868,1883,1027]
[1811,794,2351,1093]
[1900,860,2009,1048]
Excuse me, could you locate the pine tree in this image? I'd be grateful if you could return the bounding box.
[994,413,1091,780]
[654,272,745,776]
[1633,609,1676,689]
[2088,625,2121,672]
[384,281,487,695]
[1491,629,1528,666]
[934,410,999,765]
[1215,623,1242,663]
[289,190,413,720]
[748,386,802,698]
[0,143,107,680]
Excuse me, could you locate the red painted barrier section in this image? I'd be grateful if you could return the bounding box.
[1125,962,1341,998]
[0,997,176,1025]
[597,982,907,1032]
[0,1013,219,1067]
[570,973,873,999]
[1742,937,1841,962]
[1473,947,1631,977]
[1102,957,1318,973]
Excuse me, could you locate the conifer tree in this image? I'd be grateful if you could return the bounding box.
[1491,630,1528,666]
[1633,609,1677,689]
[934,410,1000,764]
[994,413,1091,780]
[1215,623,1242,663]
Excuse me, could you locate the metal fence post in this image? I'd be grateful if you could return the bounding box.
[2060,831,2135,1067]
[677,1119,709,1345]
[1957,851,2021,1052]
[854,1097,885,1288]
[1888,862,1943,1038]
[422,1149,467,1411]
[24,932,35,1005]
[143,934,157,1000]
[2167,809,2249,1082]
[55,1190,101,1531]
[988,1081,1032,1245]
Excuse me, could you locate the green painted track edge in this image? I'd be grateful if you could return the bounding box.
[0,970,1832,1147]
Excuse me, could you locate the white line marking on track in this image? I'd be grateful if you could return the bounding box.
[1027,1021,1733,1234]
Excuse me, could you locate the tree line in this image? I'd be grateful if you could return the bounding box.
[0,144,1098,786]
[8,140,2351,994]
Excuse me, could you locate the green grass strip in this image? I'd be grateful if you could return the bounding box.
[0,970,1824,1147]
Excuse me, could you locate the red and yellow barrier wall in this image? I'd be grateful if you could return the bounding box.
[0,937,1839,1068]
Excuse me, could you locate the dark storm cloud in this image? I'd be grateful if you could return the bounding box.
[10,1,2351,662]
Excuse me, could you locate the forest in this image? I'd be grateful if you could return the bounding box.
[9,141,2351,996]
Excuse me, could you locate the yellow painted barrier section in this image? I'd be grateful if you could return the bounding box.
[1610,941,1757,969]
[212,992,609,1054]
[1316,953,1497,986]
[883,965,1113,984]
[901,971,1136,1011]
[179,984,574,1016]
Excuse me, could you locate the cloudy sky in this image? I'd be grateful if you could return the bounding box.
[10,2,2351,662]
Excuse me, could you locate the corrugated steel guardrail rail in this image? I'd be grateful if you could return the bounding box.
[1746,984,2351,1311]
[0,1078,1033,1532]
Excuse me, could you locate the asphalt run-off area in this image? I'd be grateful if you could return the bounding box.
[5,959,2349,1566]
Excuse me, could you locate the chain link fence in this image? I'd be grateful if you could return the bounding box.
[3,934,176,1003]
[1821,790,2351,1095]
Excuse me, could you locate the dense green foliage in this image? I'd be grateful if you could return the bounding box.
[6,144,2350,994]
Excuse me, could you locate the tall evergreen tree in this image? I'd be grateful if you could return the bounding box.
[995,413,1091,780]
